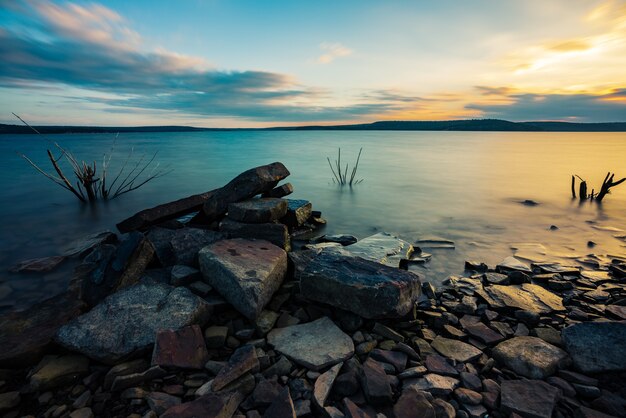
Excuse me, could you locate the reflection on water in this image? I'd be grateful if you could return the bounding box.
[1,130,625,311]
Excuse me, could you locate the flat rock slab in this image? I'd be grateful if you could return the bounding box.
[431,336,483,363]
[562,321,626,373]
[152,325,208,370]
[199,239,287,320]
[228,198,288,223]
[219,218,290,251]
[405,373,460,396]
[267,317,354,371]
[62,231,117,257]
[56,283,211,364]
[501,379,559,418]
[212,344,259,391]
[484,283,565,314]
[493,336,569,379]
[496,256,531,273]
[299,249,422,318]
[344,232,414,267]
[161,391,244,418]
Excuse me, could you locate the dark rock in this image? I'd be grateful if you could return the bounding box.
[492,336,569,379]
[110,366,167,391]
[432,398,456,418]
[483,272,509,285]
[508,271,531,284]
[0,291,84,367]
[281,199,312,227]
[463,322,504,345]
[205,326,229,348]
[0,392,20,412]
[103,358,148,389]
[431,336,482,362]
[220,218,290,251]
[343,232,414,267]
[574,406,619,418]
[514,310,540,327]
[252,377,282,406]
[263,183,294,198]
[343,397,374,418]
[454,387,483,405]
[264,387,296,418]
[425,354,459,376]
[562,321,626,373]
[212,345,259,391]
[147,392,181,415]
[199,239,287,320]
[334,370,360,397]
[299,249,422,319]
[28,355,90,391]
[500,379,559,418]
[56,283,211,364]
[170,265,201,286]
[370,349,407,372]
[372,322,405,342]
[394,387,435,418]
[465,261,488,272]
[161,391,244,418]
[360,359,393,405]
[228,198,288,223]
[170,228,223,267]
[152,325,208,370]
[459,372,481,392]
[321,234,358,246]
[62,231,117,257]
[10,255,66,273]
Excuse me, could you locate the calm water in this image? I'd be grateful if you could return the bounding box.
[1,131,626,311]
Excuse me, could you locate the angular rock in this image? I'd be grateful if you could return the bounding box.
[394,387,435,418]
[161,391,244,418]
[431,336,482,362]
[562,321,626,373]
[313,362,342,408]
[28,355,90,391]
[281,199,312,227]
[199,239,287,320]
[483,284,565,314]
[343,397,374,418]
[299,249,422,318]
[370,349,407,373]
[170,228,223,267]
[152,325,208,370]
[263,182,294,198]
[267,317,354,371]
[69,408,94,418]
[170,265,201,286]
[405,374,460,396]
[321,234,358,246]
[496,256,531,273]
[343,232,414,267]
[56,283,211,364]
[111,366,167,391]
[205,326,229,348]
[360,359,393,405]
[425,354,458,376]
[493,336,569,379]
[10,255,66,273]
[432,399,456,418]
[500,379,559,418]
[62,231,117,257]
[463,322,504,345]
[147,392,182,415]
[212,344,259,391]
[228,198,288,223]
[0,291,84,367]
[264,387,296,418]
[104,358,149,389]
[220,218,290,251]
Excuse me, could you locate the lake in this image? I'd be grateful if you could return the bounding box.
[1,130,625,312]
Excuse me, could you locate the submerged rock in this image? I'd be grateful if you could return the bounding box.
[493,336,569,378]
[562,321,626,373]
[299,249,422,318]
[56,283,211,364]
[343,232,414,267]
[198,238,287,320]
[267,317,354,371]
[62,231,117,257]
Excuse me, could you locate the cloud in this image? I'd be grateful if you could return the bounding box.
[317,42,353,64]
[466,88,626,122]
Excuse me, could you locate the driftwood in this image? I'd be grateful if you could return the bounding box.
[571,172,625,202]
[596,172,626,202]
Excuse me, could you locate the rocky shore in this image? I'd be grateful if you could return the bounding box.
[1,162,625,418]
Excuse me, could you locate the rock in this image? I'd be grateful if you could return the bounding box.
[267,317,354,371]
[170,228,223,267]
[425,354,458,376]
[104,359,149,389]
[372,323,405,342]
[256,310,280,335]
[313,362,342,408]
[299,249,422,318]
[62,231,118,257]
[405,374,460,396]
[360,359,393,405]
[263,183,294,198]
[343,232,414,267]
[199,239,287,320]
[0,391,20,411]
[161,391,244,418]
[0,291,84,367]
[220,219,290,251]
[56,283,211,364]
[463,322,504,345]
[228,198,288,223]
[69,408,94,418]
[205,326,229,348]
[416,236,455,249]
[369,349,407,372]
[263,356,293,378]
[500,379,559,418]
[454,387,483,405]
[431,336,482,362]
[394,387,435,418]
[281,199,312,227]
[483,284,565,314]
[264,387,296,418]
[152,325,208,370]
[561,321,626,373]
[170,265,201,286]
[575,406,619,418]
[28,355,90,391]
[432,399,456,418]
[496,256,531,274]
[465,261,488,272]
[212,345,259,391]
[110,366,167,391]
[343,397,374,418]
[605,305,626,320]
[10,255,66,273]
[322,234,358,246]
[492,336,569,378]
[147,392,181,415]
[483,272,509,285]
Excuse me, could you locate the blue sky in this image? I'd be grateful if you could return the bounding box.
[0,0,625,126]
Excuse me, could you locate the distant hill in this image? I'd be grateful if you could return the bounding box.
[1,119,626,134]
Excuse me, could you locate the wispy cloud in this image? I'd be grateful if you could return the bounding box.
[317,42,353,64]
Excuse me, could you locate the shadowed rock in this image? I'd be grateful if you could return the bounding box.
[227,198,288,223]
[501,379,559,418]
[562,321,626,373]
[152,325,208,370]
[219,218,290,251]
[161,391,244,418]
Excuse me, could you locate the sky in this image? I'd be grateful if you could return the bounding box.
[0,0,625,127]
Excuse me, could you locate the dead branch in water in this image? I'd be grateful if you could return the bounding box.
[571,172,625,203]
[327,147,364,186]
[596,172,626,202]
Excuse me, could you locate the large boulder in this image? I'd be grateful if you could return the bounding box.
[561,321,626,373]
[267,317,354,371]
[227,198,288,223]
[56,283,211,364]
[299,249,422,319]
[199,239,287,320]
[493,336,569,378]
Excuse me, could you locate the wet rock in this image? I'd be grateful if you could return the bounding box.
[228,198,288,223]
[561,321,626,373]
[360,359,393,405]
[56,283,211,364]
[263,182,294,198]
[281,199,312,227]
[161,391,244,418]
[299,249,422,318]
[532,262,580,275]
[147,392,181,415]
[405,373,460,396]
[321,234,358,246]
[264,387,296,418]
[10,255,66,273]
[0,291,84,367]
[0,391,20,411]
[63,231,118,257]
[219,219,290,251]
[500,379,559,418]
[267,317,354,371]
[493,336,568,378]
[496,256,531,274]
[212,345,259,391]
[483,284,565,314]
[199,239,287,320]
[465,261,488,272]
[417,236,455,249]
[313,362,342,408]
[152,325,208,370]
[343,232,414,267]
[394,387,435,418]
[431,336,482,362]
[605,305,626,320]
[28,355,90,391]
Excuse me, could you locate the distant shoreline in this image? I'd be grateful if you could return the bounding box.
[2,118,626,134]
